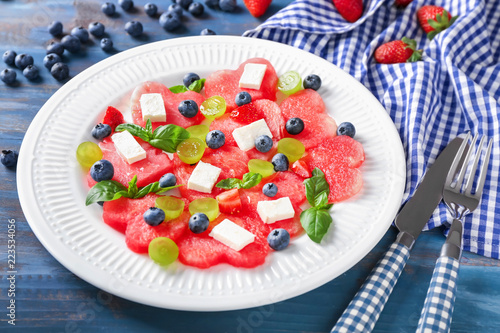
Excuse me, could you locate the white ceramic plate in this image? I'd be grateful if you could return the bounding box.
[17,36,406,311]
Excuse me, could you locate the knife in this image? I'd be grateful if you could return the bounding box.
[331,136,464,333]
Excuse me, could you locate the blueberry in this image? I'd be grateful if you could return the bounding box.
[267,228,290,251]
[61,35,81,53]
[23,65,39,80]
[88,22,105,38]
[204,0,219,8]
[118,0,134,11]
[303,74,322,91]
[101,2,116,16]
[206,130,225,149]
[188,213,209,234]
[71,26,89,43]
[90,160,114,182]
[46,42,64,56]
[48,21,63,36]
[235,91,251,106]
[3,50,16,66]
[188,2,204,16]
[271,153,289,172]
[262,183,278,197]
[159,12,182,31]
[200,28,216,35]
[50,62,69,81]
[1,150,19,168]
[183,72,200,88]
[91,123,112,140]
[176,0,193,9]
[159,173,177,188]
[144,3,158,16]
[167,3,183,17]
[143,207,165,226]
[336,122,356,138]
[254,135,273,153]
[219,0,236,12]
[43,53,62,70]
[100,38,114,52]
[178,99,199,118]
[0,69,16,85]
[285,117,304,135]
[125,21,143,37]
[14,53,34,70]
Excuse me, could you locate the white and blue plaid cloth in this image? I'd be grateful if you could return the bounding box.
[244,0,500,259]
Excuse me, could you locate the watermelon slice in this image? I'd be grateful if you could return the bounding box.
[280,89,327,118]
[204,58,279,112]
[130,81,206,129]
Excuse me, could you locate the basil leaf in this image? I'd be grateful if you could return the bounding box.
[127,175,138,198]
[85,180,128,206]
[188,78,206,93]
[145,119,153,135]
[216,178,242,189]
[304,175,330,207]
[300,207,333,243]
[312,167,325,178]
[240,172,263,189]
[150,124,191,153]
[135,182,183,198]
[115,123,151,142]
[169,85,188,94]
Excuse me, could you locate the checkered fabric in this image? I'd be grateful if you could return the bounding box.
[331,242,410,333]
[416,256,460,333]
[244,0,500,259]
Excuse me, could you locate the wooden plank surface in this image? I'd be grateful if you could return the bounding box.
[1,1,499,332]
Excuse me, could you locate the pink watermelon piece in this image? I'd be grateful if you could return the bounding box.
[87,137,174,188]
[305,135,365,203]
[204,58,279,112]
[130,81,205,130]
[280,89,327,118]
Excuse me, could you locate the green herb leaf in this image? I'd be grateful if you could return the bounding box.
[169,85,189,93]
[115,123,151,142]
[85,180,128,206]
[188,78,206,93]
[240,172,263,189]
[145,119,153,134]
[300,207,333,243]
[135,182,183,198]
[303,174,329,207]
[150,124,191,153]
[127,175,138,198]
[216,178,242,189]
[312,167,325,178]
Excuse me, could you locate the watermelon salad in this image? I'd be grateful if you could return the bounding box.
[77,58,365,269]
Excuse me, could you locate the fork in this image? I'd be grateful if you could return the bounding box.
[416,133,493,333]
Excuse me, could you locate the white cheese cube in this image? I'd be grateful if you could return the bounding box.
[140,93,166,122]
[232,119,273,151]
[257,197,295,224]
[209,219,255,251]
[111,131,147,164]
[187,160,222,193]
[239,63,267,90]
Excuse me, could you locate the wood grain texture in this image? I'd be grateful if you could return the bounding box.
[1,0,499,332]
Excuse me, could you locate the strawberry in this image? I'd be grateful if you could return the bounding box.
[417,5,458,40]
[230,102,264,124]
[102,106,125,131]
[332,0,363,23]
[243,0,272,18]
[216,189,242,214]
[374,37,422,64]
[291,159,311,179]
[394,0,413,7]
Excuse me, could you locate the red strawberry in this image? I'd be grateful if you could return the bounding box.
[394,0,413,7]
[243,0,272,18]
[230,103,264,124]
[374,37,422,64]
[332,0,363,23]
[291,159,311,178]
[417,5,458,40]
[102,106,125,131]
[216,189,242,214]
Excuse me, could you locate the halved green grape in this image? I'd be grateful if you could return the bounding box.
[176,137,205,164]
[277,138,305,163]
[148,237,179,266]
[278,71,302,96]
[186,124,210,144]
[155,196,185,221]
[76,141,103,168]
[200,96,226,119]
[248,159,274,178]
[189,198,219,221]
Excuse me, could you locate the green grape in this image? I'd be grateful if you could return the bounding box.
[176,137,205,164]
[189,198,219,221]
[248,159,274,178]
[186,124,210,144]
[155,196,185,221]
[76,141,103,168]
[148,237,179,266]
[277,138,305,163]
[278,71,302,96]
[200,96,226,119]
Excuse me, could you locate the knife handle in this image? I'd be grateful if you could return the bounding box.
[416,256,460,333]
[331,241,410,333]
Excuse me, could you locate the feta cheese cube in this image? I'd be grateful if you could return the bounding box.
[209,219,255,251]
[239,63,267,90]
[232,119,273,151]
[257,197,295,224]
[140,93,166,122]
[111,131,147,164]
[187,160,222,193]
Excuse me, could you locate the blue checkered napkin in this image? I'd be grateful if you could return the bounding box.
[416,257,460,333]
[244,0,500,259]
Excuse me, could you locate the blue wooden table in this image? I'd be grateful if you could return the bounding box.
[1,1,499,332]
